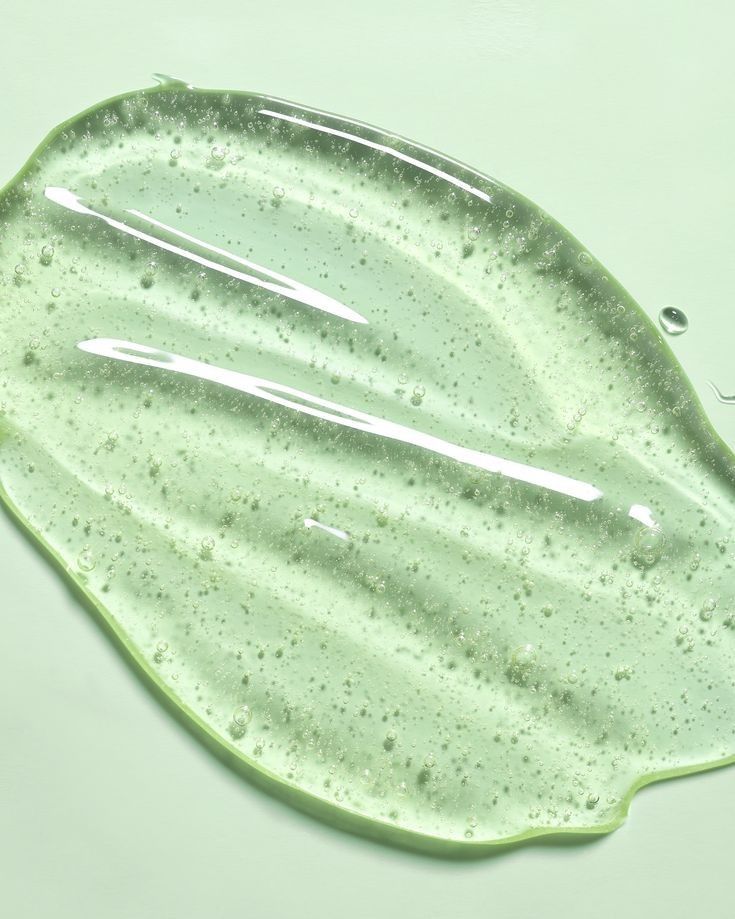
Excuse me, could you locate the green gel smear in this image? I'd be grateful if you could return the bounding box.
[1,81,734,853]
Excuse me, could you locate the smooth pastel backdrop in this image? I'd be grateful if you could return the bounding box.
[1,2,734,917]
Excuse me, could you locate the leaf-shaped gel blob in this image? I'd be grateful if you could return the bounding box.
[1,80,734,852]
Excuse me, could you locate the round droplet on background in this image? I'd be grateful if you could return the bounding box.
[659,306,688,336]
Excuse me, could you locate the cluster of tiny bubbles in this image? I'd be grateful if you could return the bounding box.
[631,526,665,568]
[658,306,688,336]
[700,598,717,622]
[507,643,538,685]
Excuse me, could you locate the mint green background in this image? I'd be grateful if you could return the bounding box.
[1,2,733,916]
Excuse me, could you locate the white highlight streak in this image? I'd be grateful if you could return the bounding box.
[77,338,603,503]
[304,518,350,540]
[44,186,367,325]
[257,109,492,204]
[628,504,658,529]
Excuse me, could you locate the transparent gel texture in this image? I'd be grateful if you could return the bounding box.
[1,81,734,852]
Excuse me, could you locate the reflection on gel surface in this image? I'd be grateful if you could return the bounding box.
[1,81,734,852]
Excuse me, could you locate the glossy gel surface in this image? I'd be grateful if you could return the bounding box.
[1,81,734,851]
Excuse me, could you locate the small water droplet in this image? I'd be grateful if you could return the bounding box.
[659,306,688,336]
